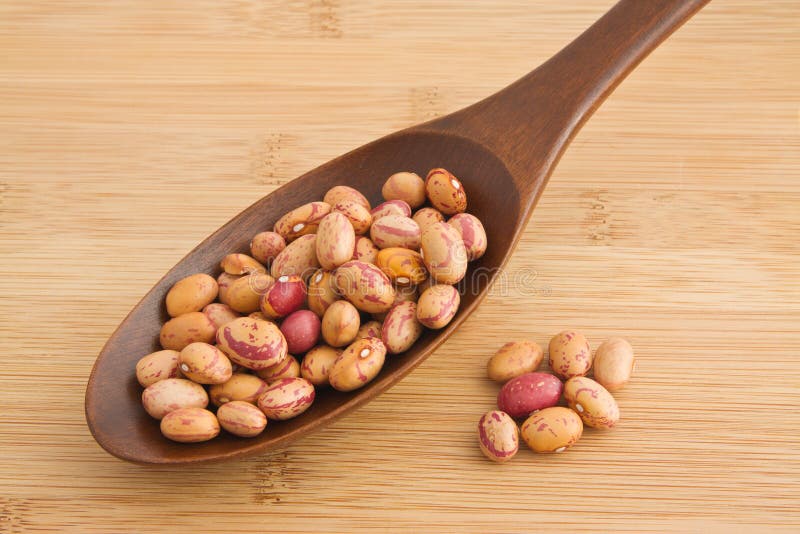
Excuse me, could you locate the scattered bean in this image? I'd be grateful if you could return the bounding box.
[548,330,592,380]
[563,376,620,429]
[477,410,519,463]
[486,341,544,383]
[592,337,634,391]
[520,407,583,453]
[497,372,563,418]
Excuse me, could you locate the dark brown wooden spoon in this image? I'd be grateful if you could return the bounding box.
[86,0,709,464]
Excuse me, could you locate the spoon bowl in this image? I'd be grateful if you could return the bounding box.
[86,0,708,464]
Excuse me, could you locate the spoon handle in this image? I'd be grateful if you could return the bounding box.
[427,0,710,199]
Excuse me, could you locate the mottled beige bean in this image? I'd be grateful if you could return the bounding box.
[447,213,487,261]
[520,406,583,453]
[352,236,379,264]
[273,201,331,242]
[165,273,219,317]
[486,341,544,383]
[160,312,217,351]
[334,261,396,314]
[250,231,286,265]
[563,376,620,429]
[208,373,269,406]
[416,284,460,329]
[201,303,240,330]
[332,200,372,235]
[477,410,519,463]
[381,301,423,354]
[592,337,635,391]
[220,253,265,275]
[370,200,412,221]
[216,317,288,370]
[382,171,426,208]
[160,408,220,443]
[220,272,274,314]
[136,350,181,387]
[300,345,342,386]
[316,212,356,270]
[141,378,209,420]
[321,300,361,347]
[324,185,371,211]
[376,248,428,286]
[307,269,340,317]
[329,337,387,392]
[270,234,320,280]
[548,330,592,380]
[370,215,421,250]
[178,342,233,384]
[216,401,267,438]
[257,377,315,420]
[255,354,300,382]
[412,207,445,233]
[425,168,467,215]
[356,320,383,340]
[420,222,468,284]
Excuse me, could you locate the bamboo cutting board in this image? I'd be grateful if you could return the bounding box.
[1,1,799,532]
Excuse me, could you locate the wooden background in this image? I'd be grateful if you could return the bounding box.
[1,1,799,531]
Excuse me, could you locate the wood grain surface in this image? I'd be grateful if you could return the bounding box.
[1,0,798,532]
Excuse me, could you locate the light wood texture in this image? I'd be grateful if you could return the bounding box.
[1,0,798,531]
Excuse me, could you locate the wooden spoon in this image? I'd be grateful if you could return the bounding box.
[86,0,709,464]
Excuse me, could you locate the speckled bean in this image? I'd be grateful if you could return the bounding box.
[486,341,544,383]
[477,410,519,463]
[370,199,412,221]
[316,212,356,270]
[165,273,219,317]
[217,401,267,438]
[300,345,342,386]
[352,236,379,264]
[425,168,467,215]
[321,300,361,347]
[370,215,421,250]
[160,311,217,351]
[520,406,583,453]
[220,272,274,314]
[178,342,233,384]
[142,378,209,420]
[375,248,427,286]
[416,284,460,329]
[332,200,372,235]
[256,354,301,382]
[208,373,269,406]
[563,376,620,429]
[382,171,426,208]
[334,261,396,314]
[270,234,320,280]
[307,269,340,317]
[420,222,468,284]
[273,201,331,242]
[548,330,592,380]
[160,408,220,443]
[257,377,315,420]
[136,349,181,387]
[260,274,306,319]
[324,185,371,211]
[329,337,387,392]
[447,213,487,261]
[216,317,288,370]
[220,253,265,275]
[592,337,635,391]
[412,207,445,233]
[497,372,563,418]
[356,320,383,340]
[202,303,241,330]
[250,231,286,265]
[381,301,423,354]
